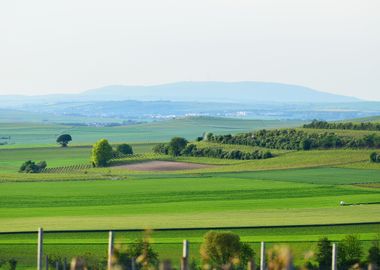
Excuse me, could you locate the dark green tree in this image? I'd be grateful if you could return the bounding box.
[91,139,113,167]
[368,240,380,267]
[116,144,133,155]
[56,134,72,147]
[168,137,188,156]
[316,237,332,270]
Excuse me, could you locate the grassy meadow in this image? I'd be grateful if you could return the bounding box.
[0,117,380,268]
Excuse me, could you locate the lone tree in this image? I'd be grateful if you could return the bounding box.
[168,137,188,156]
[116,143,133,155]
[92,139,113,167]
[56,134,72,147]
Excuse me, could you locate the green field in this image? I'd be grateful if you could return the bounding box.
[1,117,380,268]
[0,117,303,147]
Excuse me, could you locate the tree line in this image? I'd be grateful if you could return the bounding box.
[153,137,273,160]
[205,129,380,150]
[304,120,380,131]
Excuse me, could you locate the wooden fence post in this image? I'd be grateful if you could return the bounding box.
[260,241,265,270]
[108,231,114,270]
[160,260,172,270]
[45,255,49,270]
[332,243,337,270]
[248,259,255,270]
[181,240,189,270]
[37,228,44,270]
[131,257,136,270]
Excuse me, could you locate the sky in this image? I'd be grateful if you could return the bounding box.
[0,0,379,100]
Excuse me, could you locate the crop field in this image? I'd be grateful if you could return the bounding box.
[0,117,380,269]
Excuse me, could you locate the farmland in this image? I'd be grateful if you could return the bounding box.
[0,117,303,147]
[0,117,380,268]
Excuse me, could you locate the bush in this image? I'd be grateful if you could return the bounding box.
[338,235,362,269]
[200,231,254,269]
[19,160,47,173]
[1,259,17,270]
[152,143,169,155]
[370,152,380,163]
[116,144,133,155]
[112,236,159,270]
[91,139,113,167]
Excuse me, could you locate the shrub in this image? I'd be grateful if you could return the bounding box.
[1,259,17,270]
[267,246,294,270]
[152,143,169,155]
[91,139,113,167]
[200,231,254,269]
[19,160,47,173]
[338,235,362,269]
[370,152,380,163]
[112,235,159,270]
[116,144,133,155]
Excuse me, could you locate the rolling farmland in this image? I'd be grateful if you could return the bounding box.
[0,117,380,268]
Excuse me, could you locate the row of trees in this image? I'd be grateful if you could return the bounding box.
[370,152,380,163]
[206,129,380,150]
[153,137,273,160]
[304,120,380,131]
[91,139,134,167]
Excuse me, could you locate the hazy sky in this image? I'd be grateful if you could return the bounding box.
[0,0,379,100]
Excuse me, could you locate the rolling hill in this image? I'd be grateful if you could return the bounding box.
[81,81,359,103]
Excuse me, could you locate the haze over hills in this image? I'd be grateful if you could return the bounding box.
[1,81,378,123]
[0,81,359,105]
[80,81,360,103]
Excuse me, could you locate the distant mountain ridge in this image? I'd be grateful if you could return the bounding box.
[80,81,359,103]
[0,81,359,106]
